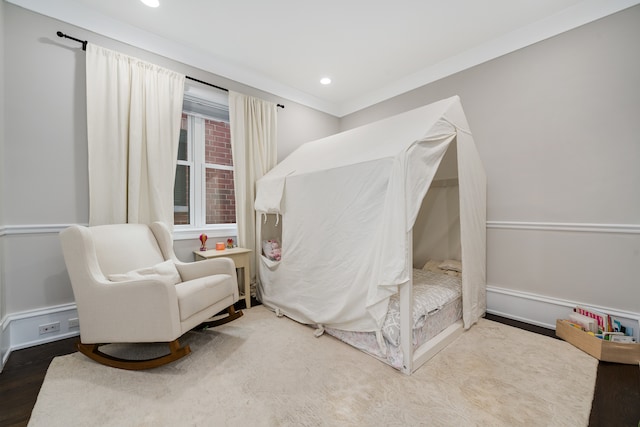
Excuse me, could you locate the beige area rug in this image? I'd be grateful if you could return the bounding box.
[30,306,597,427]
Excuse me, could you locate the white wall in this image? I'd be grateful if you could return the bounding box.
[0,0,8,366]
[341,6,640,329]
[0,2,338,363]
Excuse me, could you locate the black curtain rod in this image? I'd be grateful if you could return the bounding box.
[56,31,284,109]
[57,31,87,51]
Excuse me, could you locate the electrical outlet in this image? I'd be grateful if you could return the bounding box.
[39,322,61,335]
[69,318,80,328]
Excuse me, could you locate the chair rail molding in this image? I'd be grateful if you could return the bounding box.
[0,223,235,241]
[4,221,638,237]
[0,223,82,237]
[486,220,640,234]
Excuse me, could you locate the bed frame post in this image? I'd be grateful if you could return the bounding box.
[399,231,414,374]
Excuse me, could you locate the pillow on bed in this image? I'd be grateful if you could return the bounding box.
[422,259,445,273]
[108,260,182,285]
[438,259,462,273]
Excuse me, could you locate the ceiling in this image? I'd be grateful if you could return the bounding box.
[8,0,640,117]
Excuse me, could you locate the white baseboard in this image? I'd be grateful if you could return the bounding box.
[0,303,79,371]
[2,286,638,371]
[0,317,11,371]
[487,285,640,342]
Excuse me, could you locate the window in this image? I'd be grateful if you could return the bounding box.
[173,84,235,237]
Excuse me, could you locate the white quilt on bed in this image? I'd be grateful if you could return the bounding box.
[381,270,461,347]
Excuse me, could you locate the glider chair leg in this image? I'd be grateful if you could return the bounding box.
[199,305,244,329]
[76,338,191,370]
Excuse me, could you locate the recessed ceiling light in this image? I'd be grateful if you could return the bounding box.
[140,0,160,7]
[320,77,331,85]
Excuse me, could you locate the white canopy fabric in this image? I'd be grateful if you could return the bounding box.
[255,96,486,332]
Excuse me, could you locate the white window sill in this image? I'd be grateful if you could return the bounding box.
[173,224,238,240]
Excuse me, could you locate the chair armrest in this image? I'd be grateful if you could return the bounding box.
[148,221,238,291]
[77,278,182,343]
[175,257,238,283]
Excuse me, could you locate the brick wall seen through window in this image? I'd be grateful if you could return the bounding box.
[205,119,235,224]
[174,113,235,226]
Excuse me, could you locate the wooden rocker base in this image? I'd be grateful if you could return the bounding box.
[77,338,191,370]
[77,306,242,369]
[198,305,243,329]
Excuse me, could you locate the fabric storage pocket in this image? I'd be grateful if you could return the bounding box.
[260,254,281,270]
[259,213,283,271]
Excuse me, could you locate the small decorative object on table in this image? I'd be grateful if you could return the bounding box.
[227,238,234,249]
[216,242,225,250]
[199,234,208,251]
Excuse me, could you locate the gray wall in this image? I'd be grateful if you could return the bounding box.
[341,6,640,314]
[0,0,7,361]
[0,3,338,316]
[2,1,638,358]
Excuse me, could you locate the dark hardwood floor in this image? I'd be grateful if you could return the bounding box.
[0,337,78,427]
[485,314,640,427]
[1,311,637,427]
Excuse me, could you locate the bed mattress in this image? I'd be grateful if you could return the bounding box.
[325,269,462,369]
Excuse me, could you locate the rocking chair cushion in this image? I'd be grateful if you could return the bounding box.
[175,274,234,321]
[108,260,182,286]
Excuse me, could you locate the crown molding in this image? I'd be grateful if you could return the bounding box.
[7,0,640,117]
[337,0,640,116]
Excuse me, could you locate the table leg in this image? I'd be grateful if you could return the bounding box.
[243,265,251,308]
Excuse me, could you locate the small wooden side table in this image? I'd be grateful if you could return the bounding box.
[194,247,252,308]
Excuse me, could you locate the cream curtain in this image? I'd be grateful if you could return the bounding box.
[229,92,277,290]
[86,44,185,226]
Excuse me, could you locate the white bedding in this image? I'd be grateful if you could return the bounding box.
[381,269,461,347]
[325,269,462,369]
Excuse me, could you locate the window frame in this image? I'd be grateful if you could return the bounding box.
[173,97,236,241]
